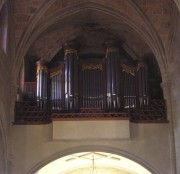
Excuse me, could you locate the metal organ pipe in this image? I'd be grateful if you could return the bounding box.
[50,66,63,111]
[64,56,68,109]
[104,41,120,110]
[36,59,48,110]
[59,74,61,108]
[63,42,79,110]
[121,64,136,109]
[111,52,116,95]
[56,75,58,109]
[54,75,56,108]
[52,76,55,109]
[137,62,149,108]
[87,69,90,108]
[83,69,85,107]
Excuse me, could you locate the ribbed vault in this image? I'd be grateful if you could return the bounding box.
[13,0,172,80]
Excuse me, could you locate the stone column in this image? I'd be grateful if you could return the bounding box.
[161,77,177,174]
[170,82,180,174]
[170,14,180,174]
[104,41,120,110]
[63,42,79,110]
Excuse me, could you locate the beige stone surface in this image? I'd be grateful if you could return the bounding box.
[52,120,130,140]
[64,166,133,174]
[11,123,172,174]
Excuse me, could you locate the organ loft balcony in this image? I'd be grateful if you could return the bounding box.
[14,40,168,125]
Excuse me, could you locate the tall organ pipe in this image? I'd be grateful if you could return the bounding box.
[137,62,149,108]
[36,59,48,110]
[63,42,79,110]
[104,41,120,110]
[50,66,64,110]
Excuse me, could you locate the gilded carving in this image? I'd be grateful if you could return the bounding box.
[50,66,63,78]
[36,66,48,74]
[137,62,146,71]
[82,64,103,71]
[121,62,147,75]
[64,48,78,60]
[121,64,136,76]
[106,47,118,53]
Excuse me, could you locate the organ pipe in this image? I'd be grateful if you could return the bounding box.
[121,64,136,109]
[137,62,149,108]
[50,66,63,110]
[63,42,79,110]
[81,63,103,108]
[36,59,48,110]
[104,41,120,110]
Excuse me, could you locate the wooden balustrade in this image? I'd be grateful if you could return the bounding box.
[14,99,167,124]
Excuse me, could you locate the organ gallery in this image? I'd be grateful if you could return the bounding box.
[15,39,166,124]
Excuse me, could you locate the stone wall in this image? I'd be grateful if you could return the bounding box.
[170,13,180,174]
[0,1,179,174]
[11,123,173,174]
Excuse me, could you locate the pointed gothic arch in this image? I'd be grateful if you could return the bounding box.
[14,1,167,83]
[25,146,163,174]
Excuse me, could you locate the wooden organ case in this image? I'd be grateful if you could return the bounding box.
[15,41,167,124]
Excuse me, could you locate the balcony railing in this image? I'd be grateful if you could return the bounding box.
[14,99,167,124]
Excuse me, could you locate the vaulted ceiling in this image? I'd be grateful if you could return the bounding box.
[37,152,152,174]
[8,0,178,65]
[0,0,179,78]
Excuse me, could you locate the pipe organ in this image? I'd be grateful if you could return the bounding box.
[35,41,149,112]
[15,39,168,124]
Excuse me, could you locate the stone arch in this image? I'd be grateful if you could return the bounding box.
[15,1,166,83]
[25,145,163,174]
[9,0,55,87]
[0,46,9,121]
[0,0,5,11]
[0,124,7,174]
[174,0,180,11]
[0,72,9,173]
[42,28,83,61]
[13,0,57,71]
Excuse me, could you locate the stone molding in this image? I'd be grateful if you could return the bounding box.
[24,145,163,174]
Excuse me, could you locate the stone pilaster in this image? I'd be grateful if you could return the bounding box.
[161,78,177,174]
